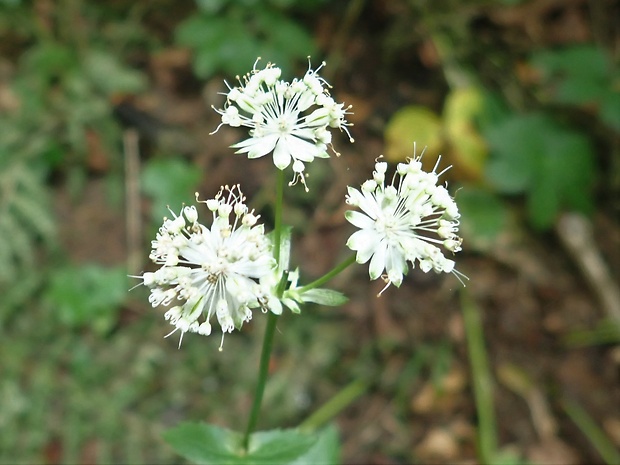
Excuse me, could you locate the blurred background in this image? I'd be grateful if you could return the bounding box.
[1,0,619,463]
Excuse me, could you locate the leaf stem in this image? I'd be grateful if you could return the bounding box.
[298,254,357,294]
[299,378,368,432]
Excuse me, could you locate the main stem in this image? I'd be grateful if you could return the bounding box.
[242,169,285,452]
[272,168,284,264]
[242,311,279,451]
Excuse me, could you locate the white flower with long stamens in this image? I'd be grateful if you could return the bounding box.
[212,58,354,191]
[345,147,466,295]
[142,185,276,349]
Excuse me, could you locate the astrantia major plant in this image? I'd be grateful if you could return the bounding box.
[140,59,465,464]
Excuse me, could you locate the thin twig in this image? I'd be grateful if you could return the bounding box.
[124,129,142,274]
[556,213,620,325]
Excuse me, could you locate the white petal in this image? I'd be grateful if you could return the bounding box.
[347,229,378,256]
[283,135,321,162]
[234,134,279,159]
[291,128,316,141]
[368,242,387,280]
[358,191,381,220]
[273,138,292,169]
[345,186,365,207]
[386,268,403,287]
[385,246,407,280]
[345,210,375,229]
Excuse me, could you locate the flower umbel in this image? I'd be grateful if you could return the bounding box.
[143,185,276,349]
[345,148,465,295]
[212,58,354,191]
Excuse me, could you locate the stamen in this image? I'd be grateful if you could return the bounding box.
[377,276,392,297]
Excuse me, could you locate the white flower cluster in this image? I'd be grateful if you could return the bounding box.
[143,186,276,348]
[345,151,464,295]
[212,59,353,191]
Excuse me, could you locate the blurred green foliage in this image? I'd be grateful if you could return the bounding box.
[454,186,508,244]
[386,47,607,234]
[0,302,178,463]
[15,41,146,172]
[0,153,55,284]
[176,0,323,78]
[531,45,620,130]
[43,264,129,334]
[485,112,595,229]
[0,0,147,314]
[141,157,202,226]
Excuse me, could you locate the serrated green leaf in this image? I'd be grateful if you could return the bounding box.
[485,113,546,193]
[176,4,317,80]
[163,422,241,464]
[163,423,320,464]
[290,425,340,465]
[556,75,607,104]
[527,165,561,229]
[302,288,348,307]
[531,45,612,105]
[175,16,225,48]
[532,45,608,81]
[216,26,262,77]
[194,48,223,80]
[260,10,317,61]
[455,186,507,241]
[246,429,319,463]
[546,132,595,214]
[186,17,258,79]
[485,113,595,229]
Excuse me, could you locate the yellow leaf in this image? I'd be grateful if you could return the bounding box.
[384,106,443,163]
[443,87,488,181]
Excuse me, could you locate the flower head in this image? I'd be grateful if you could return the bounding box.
[345,147,465,295]
[142,185,276,349]
[212,58,354,191]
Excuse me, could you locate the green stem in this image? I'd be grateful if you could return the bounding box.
[298,378,368,432]
[563,398,620,465]
[242,311,279,451]
[298,254,356,294]
[273,168,285,265]
[461,289,498,463]
[242,169,286,452]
